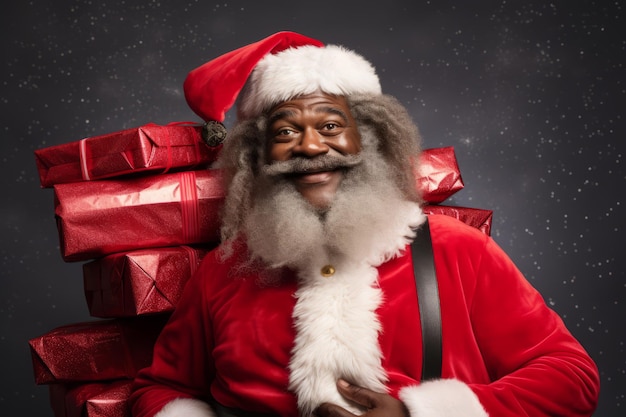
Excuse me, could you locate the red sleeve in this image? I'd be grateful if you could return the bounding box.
[443,216,600,416]
[129,258,216,417]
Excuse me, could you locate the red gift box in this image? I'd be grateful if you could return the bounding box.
[416,147,464,204]
[423,204,493,236]
[54,169,224,262]
[49,380,132,417]
[35,123,221,188]
[84,245,213,317]
[29,316,167,384]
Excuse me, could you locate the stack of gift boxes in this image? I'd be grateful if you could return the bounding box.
[29,123,222,417]
[29,122,492,417]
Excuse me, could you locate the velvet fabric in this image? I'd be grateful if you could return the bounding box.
[184,32,323,123]
[422,205,493,235]
[130,215,599,417]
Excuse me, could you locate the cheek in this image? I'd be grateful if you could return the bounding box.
[267,142,290,162]
[336,129,362,154]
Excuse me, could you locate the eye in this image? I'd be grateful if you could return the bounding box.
[319,122,343,135]
[273,127,296,138]
[278,128,295,135]
[271,126,299,143]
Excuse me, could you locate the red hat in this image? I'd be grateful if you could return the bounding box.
[184,31,382,126]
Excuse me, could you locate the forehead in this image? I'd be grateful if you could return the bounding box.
[267,92,352,118]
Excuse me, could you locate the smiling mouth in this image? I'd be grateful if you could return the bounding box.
[292,170,336,184]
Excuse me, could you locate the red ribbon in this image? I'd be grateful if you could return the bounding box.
[181,245,200,276]
[180,171,201,243]
[79,138,91,180]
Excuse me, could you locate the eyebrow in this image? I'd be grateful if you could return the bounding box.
[268,109,297,126]
[316,106,350,124]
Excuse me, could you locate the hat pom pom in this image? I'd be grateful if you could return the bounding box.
[202,121,227,147]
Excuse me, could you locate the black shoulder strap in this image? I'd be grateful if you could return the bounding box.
[410,218,442,381]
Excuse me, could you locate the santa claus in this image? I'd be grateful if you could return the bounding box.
[130,32,599,417]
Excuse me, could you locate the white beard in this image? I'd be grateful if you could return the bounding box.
[242,128,425,416]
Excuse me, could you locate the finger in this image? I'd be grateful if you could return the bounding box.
[315,401,358,417]
[336,379,378,409]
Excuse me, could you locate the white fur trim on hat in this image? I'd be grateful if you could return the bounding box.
[238,44,382,119]
[399,379,488,417]
[155,397,216,417]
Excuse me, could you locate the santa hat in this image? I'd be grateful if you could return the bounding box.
[183,31,382,145]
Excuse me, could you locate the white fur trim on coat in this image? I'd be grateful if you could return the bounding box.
[288,262,388,417]
[287,203,425,417]
[155,397,216,417]
[399,379,488,417]
[238,44,382,119]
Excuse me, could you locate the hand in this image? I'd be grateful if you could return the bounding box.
[315,379,410,417]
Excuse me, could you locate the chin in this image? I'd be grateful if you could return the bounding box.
[306,198,335,213]
[298,192,337,211]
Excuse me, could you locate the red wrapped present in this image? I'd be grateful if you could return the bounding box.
[55,169,224,262]
[29,316,168,384]
[49,380,131,417]
[84,245,213,317]
[415,147,464,204]
[423,204,493,236]
[85,380,131,417]
[35,123,221,188]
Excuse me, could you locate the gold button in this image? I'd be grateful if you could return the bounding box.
[320,265,335,277]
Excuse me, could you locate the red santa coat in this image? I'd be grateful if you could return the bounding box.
[130,214,599,417]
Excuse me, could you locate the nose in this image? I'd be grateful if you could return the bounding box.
[293,128,329,157]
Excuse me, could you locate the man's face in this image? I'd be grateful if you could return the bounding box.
[265,92,362,210]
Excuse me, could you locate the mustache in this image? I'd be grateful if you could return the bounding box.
[261,154,363,177]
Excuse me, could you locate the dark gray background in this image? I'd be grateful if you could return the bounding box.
[2,1,623,416]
